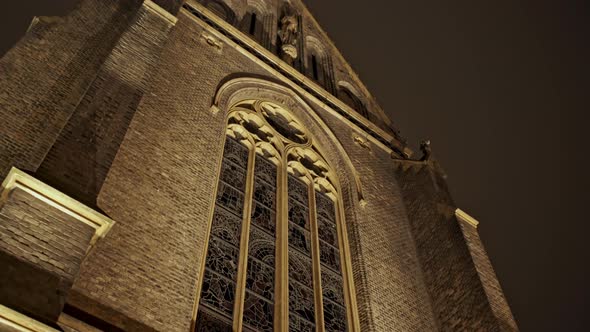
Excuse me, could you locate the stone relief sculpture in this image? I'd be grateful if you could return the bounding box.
[278,14,299,63]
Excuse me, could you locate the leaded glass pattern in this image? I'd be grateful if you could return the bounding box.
[290,313,315,332]
[197,137,248,329]
[198,105,355,331]
[316,191,348,331]
[251,202,275,236]
[319,241,341,273]
[243,291,274,331]
[316,192,336,222]
[243,154,277,331]
[289,249,313,288]
[199,270,237,318]
[323,300,347,332]
[195,307,233,331]
[287,175,316,331]
[288,175,309,206]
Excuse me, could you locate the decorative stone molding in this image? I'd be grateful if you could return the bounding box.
[1,168,114,250]
[213,78,359,200]
[144,0,178,25]
[201,32,223,52]
[182,1,410,157]
[352,133,371,151]
[0,168,115,323]
[0,304,60,332]
[456,208,480,228]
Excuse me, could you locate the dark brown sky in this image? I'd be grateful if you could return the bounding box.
[1,1,588,331]
[301,1,589,331]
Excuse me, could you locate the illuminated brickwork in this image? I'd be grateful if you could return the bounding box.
[0,0,516,331]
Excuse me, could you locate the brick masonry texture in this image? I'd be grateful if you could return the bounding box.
[317,117,439,331]
[36,0,176,208]
[394,161,503,331]
[0,187,94,323]
[0,0,517,330]
[0,0,142,180]
[460,221,519,331]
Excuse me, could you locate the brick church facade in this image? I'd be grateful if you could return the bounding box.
[0,1,517,331]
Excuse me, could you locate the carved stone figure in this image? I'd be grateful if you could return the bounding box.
[279,15,298,62]
[279,15,298,46]
[419,139,432,161]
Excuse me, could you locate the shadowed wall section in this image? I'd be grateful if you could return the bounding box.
[393,160,502,331]
[36,0,177,208]
[0,0,143,179]
[459,216,519,332]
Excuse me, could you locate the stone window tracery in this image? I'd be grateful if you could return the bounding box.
[195,100,354,331]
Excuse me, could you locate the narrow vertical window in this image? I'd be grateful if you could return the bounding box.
[196,136,249,330]
[316,191,347,331]
[249,13,257,35]
[288,175,316,331]
[242,155,277,331]
[311,55,319,81]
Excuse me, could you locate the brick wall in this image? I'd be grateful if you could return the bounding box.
[0,187,94,323]
[67,11,277,331]
[460,220,519,331]
[394,161,502,331]
[0,1,516,331]
[36,0,177,208]
[0,0,142,179]
[328,128,439,331]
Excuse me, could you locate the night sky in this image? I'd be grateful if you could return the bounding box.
[1,1,588,331]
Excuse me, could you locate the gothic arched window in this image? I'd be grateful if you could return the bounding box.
[197,0,237,25]
[194,100,354,331]
[338,83,369,120]
[305,37,336,94]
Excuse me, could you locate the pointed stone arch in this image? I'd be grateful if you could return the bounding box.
[305,36,336,93]
[338,81,370,120]
[211,76,365,331]
[196,0,238,25]
[238,0,275,50]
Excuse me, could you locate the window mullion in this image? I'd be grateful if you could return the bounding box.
[308,183,326,332]
[336,198,361,332]
[233,145,257,331]
[276,154,289,332]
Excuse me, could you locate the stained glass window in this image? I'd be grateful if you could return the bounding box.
[288,175,316,330]
[316,191,347,332]
[196,100,354,331]
[196,137,247,330]
[243,155,277,331]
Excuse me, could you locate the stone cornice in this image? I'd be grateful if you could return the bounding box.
[456,208,480,228]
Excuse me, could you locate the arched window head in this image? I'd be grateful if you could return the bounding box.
[338,82,369,119]
[239,0,272,49]
[194,100,354,331]
[305,36,335,93]
[198,0,237,25]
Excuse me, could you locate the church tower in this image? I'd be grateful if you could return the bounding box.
[0,0,518,331]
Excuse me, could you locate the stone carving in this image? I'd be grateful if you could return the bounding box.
[279,15,298,47]
[279,15,299,62]
[352,133,371,151]
[419,139,431,161]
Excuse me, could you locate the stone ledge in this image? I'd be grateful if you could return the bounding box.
[1,167,114,251]
[0,168,115,324]
[0,304,60,332]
